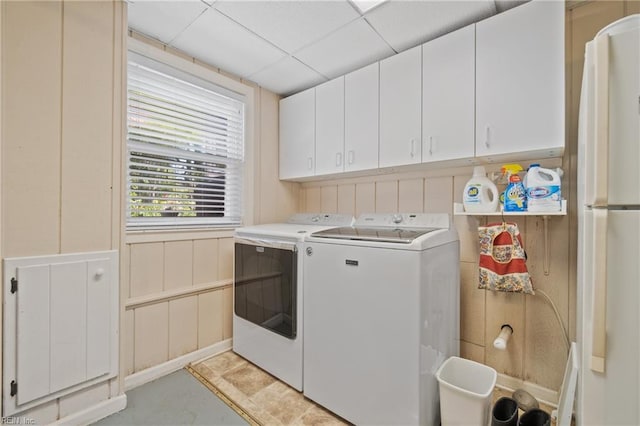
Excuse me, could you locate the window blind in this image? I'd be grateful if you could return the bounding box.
[127,56,244,228]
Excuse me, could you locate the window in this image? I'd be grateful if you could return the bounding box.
[127,53,245,229]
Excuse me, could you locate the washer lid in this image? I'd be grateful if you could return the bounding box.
[309,226,438,244]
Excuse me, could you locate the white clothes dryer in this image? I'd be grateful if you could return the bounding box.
[303,213,460,425]
[233,213,354,391]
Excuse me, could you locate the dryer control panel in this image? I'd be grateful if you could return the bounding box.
[286,213,354,226]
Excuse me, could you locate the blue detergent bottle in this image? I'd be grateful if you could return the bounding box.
[504,174,527,212]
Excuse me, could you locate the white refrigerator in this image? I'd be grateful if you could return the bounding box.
[577,14,640,425]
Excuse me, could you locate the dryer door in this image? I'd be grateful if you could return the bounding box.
[234,239,298,339]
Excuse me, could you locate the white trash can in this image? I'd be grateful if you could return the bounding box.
[436,356,497,426]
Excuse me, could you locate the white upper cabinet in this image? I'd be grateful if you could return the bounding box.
[278,0,565,181]
[422,24,475,163]
[379,46,422,168]
[279,87,315,180]
[315,77,345,176]
[475,0,564,160]
[345,63,379,172]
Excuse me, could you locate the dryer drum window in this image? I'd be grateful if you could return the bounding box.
[234,242,297,339]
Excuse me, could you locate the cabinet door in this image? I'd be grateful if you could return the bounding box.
[379,46,422,167]
[315,77,345,176]
[279,88,315,179]
[422,25,475,163]
[475,0,564,158]
[345,63,379,172]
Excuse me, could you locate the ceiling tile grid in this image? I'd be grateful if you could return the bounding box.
[127,0,209,44]
[365,0,498,52]
[170,7,287,79]
[249,56,328,96]
[294,18,395,81]
[213,0,362,54]
[127,0,530,96]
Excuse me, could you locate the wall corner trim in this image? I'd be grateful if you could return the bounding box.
[124,339,232,392]
[50,394,127,426]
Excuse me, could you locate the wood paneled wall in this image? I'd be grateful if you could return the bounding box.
[297,0,640,398]
[2,0,123,258]
[0,5,296,423]
[122,33,298,384]
[123,234,234,375]
[0,1,126,423]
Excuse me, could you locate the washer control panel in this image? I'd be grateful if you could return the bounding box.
[354,213,450,229]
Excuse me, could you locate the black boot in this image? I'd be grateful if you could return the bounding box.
[492,397,519,426]
[518,408,551,426]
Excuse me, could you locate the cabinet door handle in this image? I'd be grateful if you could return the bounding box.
[429,136,433,155]
[307,157,313,170]
[336,152,342,167]
[348,150,354,165]
[410,139,415,158]
[485,125,491,148]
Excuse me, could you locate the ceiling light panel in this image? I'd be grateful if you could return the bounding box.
[213,0,361,54]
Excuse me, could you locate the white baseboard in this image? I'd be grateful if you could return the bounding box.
[496,373,559,408]
[124,339,232,391]
[51,394,127,426]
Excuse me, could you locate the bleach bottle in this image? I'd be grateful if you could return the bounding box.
[526,165,562,212]
[463,166,499,213]
[504,174,527,212]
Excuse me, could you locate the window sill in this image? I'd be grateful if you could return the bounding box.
[125,226,238,244]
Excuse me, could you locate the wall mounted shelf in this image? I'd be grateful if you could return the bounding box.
[453,200,567,276]
[453,200,567,216]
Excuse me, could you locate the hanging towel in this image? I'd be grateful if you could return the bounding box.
[478,222,534,294]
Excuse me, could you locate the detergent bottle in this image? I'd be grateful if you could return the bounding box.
[500,164,524,207]
[504,174,527,212]
[525,165,562,212]
[463,166,499,213]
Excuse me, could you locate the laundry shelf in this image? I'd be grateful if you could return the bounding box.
[453,200,567,216]
[453,200,567,276]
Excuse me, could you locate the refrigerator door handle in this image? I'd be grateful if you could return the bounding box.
[591,208,608,373]
[590,34,610,207]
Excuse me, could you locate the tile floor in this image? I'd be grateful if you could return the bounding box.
[189,351,349,425]
[192,350,563,426]
[100,349,563,426]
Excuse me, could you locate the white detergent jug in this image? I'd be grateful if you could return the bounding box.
[463,166,499,213]
[525,165,562,212]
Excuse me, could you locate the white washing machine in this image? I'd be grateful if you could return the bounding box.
[303,213,460,425]
[233,213,354,391]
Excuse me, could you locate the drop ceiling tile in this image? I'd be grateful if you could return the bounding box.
[213,1,361,53]
[294,19,395,80]
[366,0,497,52]
[127,0,209,44]
[170,8,287,79]
[249,57,327,96]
